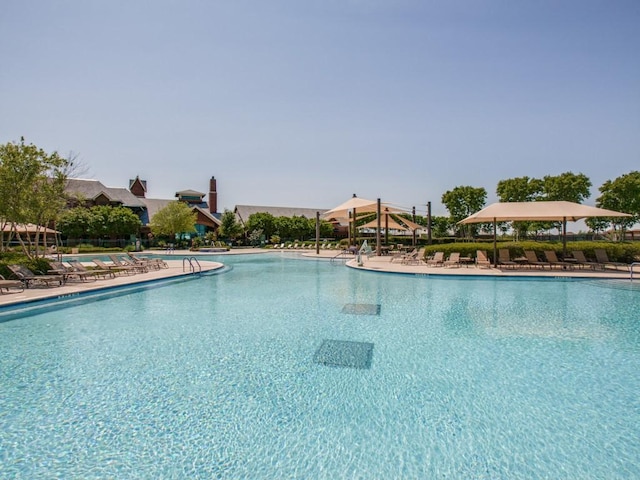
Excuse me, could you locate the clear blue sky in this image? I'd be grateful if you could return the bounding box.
[1,0,638,216]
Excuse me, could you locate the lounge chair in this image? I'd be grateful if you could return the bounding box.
[109,255,148,273]
[128,253,168,269]
[476,250,491,268]
[594,249,629,271]
[571,251,601,270]
[444,252,461,267]
[401,248,421,265]
[0,274,24,294]
[48,261,98,282]
[93,258,136,276]
[543,251,575,270]
[523,251,548,269]
[7,264,64,288]
[68,259,116,279]
[426,251,444,266]
[498,249,517,269]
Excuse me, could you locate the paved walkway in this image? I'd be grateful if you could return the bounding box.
[1,248,636,309]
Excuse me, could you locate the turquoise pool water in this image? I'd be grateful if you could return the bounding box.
[1,254,639,478]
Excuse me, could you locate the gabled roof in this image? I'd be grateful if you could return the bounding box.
[193,206,222,226]
[129,177,147,191]
[66,179,146,208]
[234,205,328,225]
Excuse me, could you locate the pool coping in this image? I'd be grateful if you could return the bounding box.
[0,259,225,310]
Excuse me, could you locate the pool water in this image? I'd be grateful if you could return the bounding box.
[1,254,639,478]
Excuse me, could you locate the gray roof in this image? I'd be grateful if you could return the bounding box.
[140,198,174,223]
[65,179,146,208]
[234,205,328,225]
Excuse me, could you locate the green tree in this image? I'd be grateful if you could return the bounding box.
[274,216,293,239]
[496,176,544,239]
[441,186,487,237]
[150,201,197,240]
[218,209,242,241]
[0,138,70,257]
[57,207,95,239]
[319,219,334,238]
[248,228,264,246]
[246,212,276,239]
[596,171,640,238]
[106,206,141,237]
[542,172,591,202]
[496,176,544,202]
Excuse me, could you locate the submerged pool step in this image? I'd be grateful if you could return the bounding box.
[314,339,374,369]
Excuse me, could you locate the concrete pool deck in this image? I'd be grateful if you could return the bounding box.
[0,258,224,307]
[1,248,636,308]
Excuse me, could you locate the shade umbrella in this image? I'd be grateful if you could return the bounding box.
[323,196,385,219]
[2,223,59,234]
[323,195,404,247]
[458,201,632,265]
[359,216,408,231]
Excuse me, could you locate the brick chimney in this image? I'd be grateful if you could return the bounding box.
[209,176,217,214]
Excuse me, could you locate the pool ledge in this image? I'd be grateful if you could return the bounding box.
[0,259,224,308]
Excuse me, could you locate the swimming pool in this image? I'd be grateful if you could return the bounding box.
[1,254,639,478]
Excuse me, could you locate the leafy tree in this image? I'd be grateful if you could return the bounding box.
[441,186,487,237]
[248,228,264,246]
[290,215,312,240]
[430,216,454,238]
[105,206,142,237]
[57,207,95,239]
[218,209,242,241]
[59,205,142,242]
[496,176,544,239]
[246,212,276,239]
[496,176,544,202]
[319,220,334,238]
[596,171,640,238]
[150,201,197,240]
[542,172,591,203]
[0,138,71,257]
[274,216,293,239]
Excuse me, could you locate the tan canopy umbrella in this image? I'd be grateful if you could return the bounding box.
[459,201,632,264]
[459,201,630,224]
[360,216,408,231]
[322,195,402,219]
[2,223,59,234]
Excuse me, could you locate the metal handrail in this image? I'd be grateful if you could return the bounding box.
[630,262,640,281]
[182,256,202,274]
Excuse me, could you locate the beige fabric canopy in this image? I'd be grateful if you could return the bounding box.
[360,217,408,231]
[459,201,631,265]
[360,213,422,231]
[322,196,403,220]
[459,201,631,224]
[1,223,59,234]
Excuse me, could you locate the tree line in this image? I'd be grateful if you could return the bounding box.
[2,139,639,251]
[439,171,640,238]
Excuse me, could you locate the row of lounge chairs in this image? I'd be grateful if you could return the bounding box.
[1,254,169,292]
[497,249,630,271]
[408,248,631,271]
